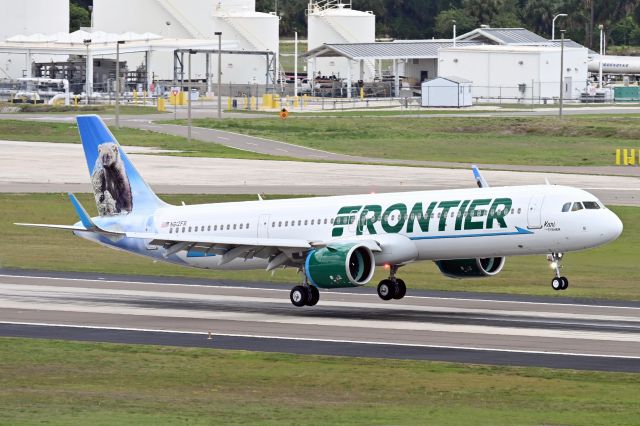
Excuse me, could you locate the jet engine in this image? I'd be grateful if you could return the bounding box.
[435,257,506,279]
[306,243,376,288]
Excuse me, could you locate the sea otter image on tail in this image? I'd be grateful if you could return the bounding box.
[91,142,133,215]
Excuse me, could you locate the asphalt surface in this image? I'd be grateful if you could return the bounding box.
[2,140,639,205]
[1,269,639,372]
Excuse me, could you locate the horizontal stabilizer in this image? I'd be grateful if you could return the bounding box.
[14,223,90,232]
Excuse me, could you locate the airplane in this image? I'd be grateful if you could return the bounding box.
[16,115,624,307]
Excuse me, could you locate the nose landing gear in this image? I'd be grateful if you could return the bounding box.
[377,265,407,301]
[547,253,569,291]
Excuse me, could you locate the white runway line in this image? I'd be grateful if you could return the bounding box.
[2,320,640,360]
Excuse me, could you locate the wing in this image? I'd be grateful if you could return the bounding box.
[126,231,315,269]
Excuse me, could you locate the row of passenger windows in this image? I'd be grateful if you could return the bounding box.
[271,208,523,228]
[169,223,251,234]
[561,201,601,213]
[165,207,527,234]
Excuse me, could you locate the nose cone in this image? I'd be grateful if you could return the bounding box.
[602,210,624,243]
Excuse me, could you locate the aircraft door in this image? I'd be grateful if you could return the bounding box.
[527,195,545,229]
[258,214,270,238]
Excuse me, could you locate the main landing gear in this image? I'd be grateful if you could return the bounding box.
[290,271,320,307]
[547,252,569,291]
[377,265,407,301]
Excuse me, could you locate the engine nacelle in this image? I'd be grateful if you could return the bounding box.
[435,257,506,279]
[306,243,376,288]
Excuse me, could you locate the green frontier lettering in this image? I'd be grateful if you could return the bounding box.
[331,205,362,237]
[486,198,512,229]
[381,203,407,233]
[406,201,437,233]
[357,205,382,235]
[464,199,491,230]
[437,201,461,231]
[333,198,513,237]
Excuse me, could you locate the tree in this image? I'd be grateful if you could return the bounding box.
[70,2,90,32]
[462,0,504,26]
[434,9,477,38]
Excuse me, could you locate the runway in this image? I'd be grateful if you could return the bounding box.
[2,141,639,205]
[1,270,639,372]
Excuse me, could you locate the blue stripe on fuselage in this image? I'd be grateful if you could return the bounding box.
[409,227,534,241]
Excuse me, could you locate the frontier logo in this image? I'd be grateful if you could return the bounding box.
[615,149,639,166]
[331,198,513,237]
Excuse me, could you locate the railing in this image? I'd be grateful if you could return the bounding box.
[308,0,352,14]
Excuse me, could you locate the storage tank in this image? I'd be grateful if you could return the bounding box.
[0,0,69,79]
[93,0,278,84]
[307,1,375,81]
[588,55,640,75]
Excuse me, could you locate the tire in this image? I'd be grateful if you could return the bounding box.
[290,285,308,307]
[393,279,407,300]
[377,279,395,301]
[307,286,320,306]
[560,277,569,290]
[551,277,563,291]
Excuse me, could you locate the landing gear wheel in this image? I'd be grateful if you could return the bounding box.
[560,277,569,290]
[290,285,309,307]
[377,279,395,301]
[551,277,563,291]
[307,286,320,306]
[392,279,406,300]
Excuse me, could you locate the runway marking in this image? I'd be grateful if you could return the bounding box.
[2,321,640,360]
[1,296,639,343]
[2,273,639,311]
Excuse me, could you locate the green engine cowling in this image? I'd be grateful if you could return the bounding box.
[435,257,506,279]
[305,243,376,289]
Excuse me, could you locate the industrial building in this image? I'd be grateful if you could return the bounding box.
[438,44,589,102]
[93,0,279,85]
[307,1,375,81]
[0,0,69,79]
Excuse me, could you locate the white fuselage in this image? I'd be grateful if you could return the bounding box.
[99,184,622,271]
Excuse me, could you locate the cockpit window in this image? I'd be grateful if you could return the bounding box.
[561,202,571,212]
[583,201,600,210]
[571,202,584,212]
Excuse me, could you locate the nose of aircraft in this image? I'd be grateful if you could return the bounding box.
[602,210,624,243]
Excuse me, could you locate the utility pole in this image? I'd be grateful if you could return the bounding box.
[83,39,91,105]
[452,20,457,47]
[598,24,604,89]
[188,50,193,143]
[115,40,125,128]
[294,30,298,97]
[215,31,222,119]
[559,30,565,119]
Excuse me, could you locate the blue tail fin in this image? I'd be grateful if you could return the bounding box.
[76,115,167,216]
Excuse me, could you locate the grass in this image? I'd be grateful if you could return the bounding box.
[0,120,289,161]
[182,115,640,166]
[0,103,165,115]
[1,337,639,425]
[1,193,639,301]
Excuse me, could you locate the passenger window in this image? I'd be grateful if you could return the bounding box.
[226,224,230,230]
[207,225,211,231]
[188,227,192,232]
[285,221,288,227]
[214,225,218,231]
[330,218,334,224]
[562,202,571,212]
[298,220,301,226]
[571,202,584,212]
[304,220,308,225]
[239,224,243,230]
[272,222,275,227]
[311,219,315,225]
[278,221,282,227]
[169,228,172,234]
[324,219,328,224]
[182,227,185,233]
[583,201,600,210]
[246,223,250,229]
[517,208,521,214]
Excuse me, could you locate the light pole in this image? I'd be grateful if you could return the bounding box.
[83,39,91,105]
[294,30,298,97]
[187,49,194,143]
[215,31,222,119]
[452,20,457,47]
[559,30,565,118]
[598,24,604,88]
[551,13,567,41]
[115,40,125,128]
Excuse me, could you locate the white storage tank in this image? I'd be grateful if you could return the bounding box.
[307,1,375,81]
[93,0,278,84]
[0,0,69,79]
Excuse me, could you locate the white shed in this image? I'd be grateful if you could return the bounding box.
[421,76,472,107]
